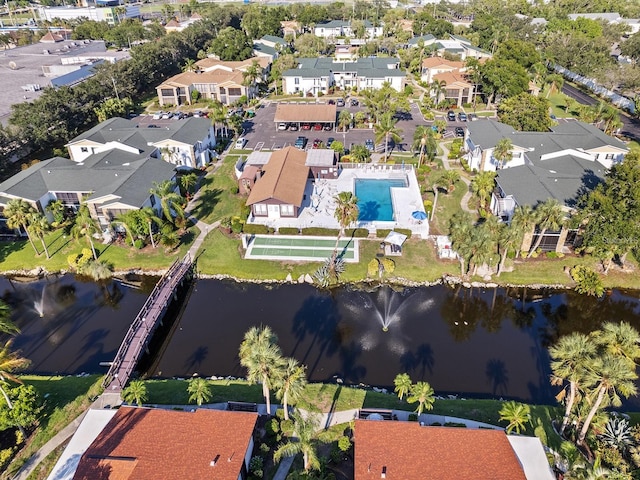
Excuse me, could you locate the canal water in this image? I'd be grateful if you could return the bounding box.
[3,276,640,407]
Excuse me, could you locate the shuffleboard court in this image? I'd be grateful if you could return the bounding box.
[244,235,359,262]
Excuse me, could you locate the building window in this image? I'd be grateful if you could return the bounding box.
[605,153,614,160]
[280,204,294,216]
[161,89,174,97]
[294,78,300,85]
[228,88,242,96]
[55,192,80,205]
[254,204,268,215]
[80,147,88,153]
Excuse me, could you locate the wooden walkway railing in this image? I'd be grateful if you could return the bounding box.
[103,254,194,392]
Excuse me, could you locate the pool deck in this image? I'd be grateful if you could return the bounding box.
[247,165,429,238]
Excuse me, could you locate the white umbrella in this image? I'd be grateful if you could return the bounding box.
[384,231,407,247]
[367,413,384,421]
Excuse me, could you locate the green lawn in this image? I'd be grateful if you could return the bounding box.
[191,156,246,224]
[4,376,103,479]
[0,224,198,274]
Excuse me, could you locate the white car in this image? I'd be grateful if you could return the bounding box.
[235,137,247,149]
[152,112,162,120]
[162,112,173,119]
[278,123,288,131]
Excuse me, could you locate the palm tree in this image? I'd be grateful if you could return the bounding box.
[430,79,447,105]
[577,353,638,445]
[470,171,496,211]
[393,373,411,400]
[449,211,474,276]
[511,205,536,258]
[493,138,513,170]
[71,205,100,260]
[0,301,18,336]
[0,340,30,410]
[28,212,50,260]
[242,60,263,97]
[374,112,402,161]
[149,180,185,227]
[187,377,212,406]
[45,199,65,226]
[499,401,531,434]
[527,199,565,258]
[407,381,435,415]
[413,126,437,168]
[592,322,640,366]
[181,58,198,73]
[4,198,38,255]
[549,333,596,435]
[122,380,147,407]
[331,191,359,277]
[273,412,321,472]
[338,110,352,132]
[275,358,307,421]
[179,172,198,200]
[239,326,285,415]
[440,170,460,193]
[496,223,523,276]
[545,74,564,98]
[81,260,113,281]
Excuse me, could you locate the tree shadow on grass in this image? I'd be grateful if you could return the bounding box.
[191,188,224,221]
[47,231,73,258]
[0,238,29,264]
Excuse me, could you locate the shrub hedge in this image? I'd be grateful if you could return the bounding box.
[243,224,269,235]
[301,227,340,236]
[278,227,300,235]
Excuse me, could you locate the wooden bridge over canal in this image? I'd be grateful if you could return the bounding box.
[102,254,195,393]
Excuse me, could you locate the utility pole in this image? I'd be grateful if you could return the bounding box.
[111,76,120,100]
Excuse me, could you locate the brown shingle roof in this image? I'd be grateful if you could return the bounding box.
[246,147,309,206]
[158,69,245,88]
[354,420,527,480]
[73,406,257,480]
[422,57,465,69]
[274,104,337,123]
[40,31,64,43]
[433,71,472,87]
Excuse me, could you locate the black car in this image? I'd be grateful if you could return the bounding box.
[328,99,336,105]
[327,137,335,147]
[350,99,359,106]
[447,110,456,121]
[455,126,465,137]
[294,136,308,149]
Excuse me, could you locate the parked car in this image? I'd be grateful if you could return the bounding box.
[336,98,345,107]
[323,124,332,131]
[468,113,478,121]
[365,139,374,151]
[148,124,160,128]
[313,123,323,131]
[458,112,467,122]
[455,126,465,137]
[312,138,322,148]
[152,111,162,120]
[235,137,247,149]
[174,112,185,120]
[162,112,173,119]
[327,137,335,147]
[351,99,359,106]
[328,99,336,105]
[193,111,203,118]
[289,124,299,131]
[447,110,456,121]
[278,123,288,131]
[295,136,308,149]
[301,123,312,130]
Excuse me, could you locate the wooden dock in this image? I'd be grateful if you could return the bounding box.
[103,254,195,392]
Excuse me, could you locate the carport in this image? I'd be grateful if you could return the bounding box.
[274,103,337,131]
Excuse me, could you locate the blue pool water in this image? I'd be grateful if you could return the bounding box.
[355,179,406,221]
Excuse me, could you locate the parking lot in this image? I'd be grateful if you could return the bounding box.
[240,100,469,154]
[132,100,472,153]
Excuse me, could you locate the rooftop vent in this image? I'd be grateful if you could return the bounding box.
[209,454,221,467]
[47,170,51,174]
[228,451,235,462]
[114,173,118,177]
[381,466,387,478]
[123,162,130,166]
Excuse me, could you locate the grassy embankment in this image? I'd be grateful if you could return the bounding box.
[2,375,103,480]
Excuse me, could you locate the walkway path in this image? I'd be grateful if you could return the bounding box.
[438,141,474,214]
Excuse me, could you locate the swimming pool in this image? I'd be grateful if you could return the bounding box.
[354,178,407,221]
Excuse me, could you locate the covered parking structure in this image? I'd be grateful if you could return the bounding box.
[274,103,337,131]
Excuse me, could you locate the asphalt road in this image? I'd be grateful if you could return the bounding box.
[562,83,640,141]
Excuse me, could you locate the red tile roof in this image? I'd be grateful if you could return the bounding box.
[354,420,527,480]
[73,406,257,480]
